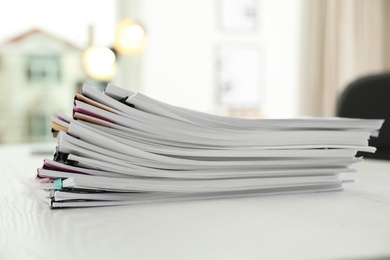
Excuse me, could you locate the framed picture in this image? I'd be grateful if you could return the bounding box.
[216,44,263,109]
[219,0,258,31]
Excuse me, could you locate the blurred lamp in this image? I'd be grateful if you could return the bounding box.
[114,18,146,56]
[82,46,117,81]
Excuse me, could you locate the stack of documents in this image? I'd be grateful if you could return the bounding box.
[29,83,384,208]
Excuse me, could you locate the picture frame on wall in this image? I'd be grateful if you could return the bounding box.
[216,44,263,111]
[219,0,258,31]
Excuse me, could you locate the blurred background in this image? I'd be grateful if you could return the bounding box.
[0,0,389,144]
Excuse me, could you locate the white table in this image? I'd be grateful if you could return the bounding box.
[1,143,390,260]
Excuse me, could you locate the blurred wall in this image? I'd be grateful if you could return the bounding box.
[116,0,302,118]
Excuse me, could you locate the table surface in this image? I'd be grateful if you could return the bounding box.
[1,143,390,260]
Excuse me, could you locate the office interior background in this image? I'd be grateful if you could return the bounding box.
[0,0,389,144]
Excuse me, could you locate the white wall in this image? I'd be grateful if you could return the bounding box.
[119,0,302,118]
[140,0,216,113]
[261,0,301,118]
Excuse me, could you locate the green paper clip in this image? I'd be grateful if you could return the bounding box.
[54,179,62,190]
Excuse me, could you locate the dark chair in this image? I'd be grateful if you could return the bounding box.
[336,73,390,160]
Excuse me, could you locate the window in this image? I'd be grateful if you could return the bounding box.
[27,112,52,142]
[26,55,61,84]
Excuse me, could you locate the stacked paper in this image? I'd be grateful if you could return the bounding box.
[29,83,384,208]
